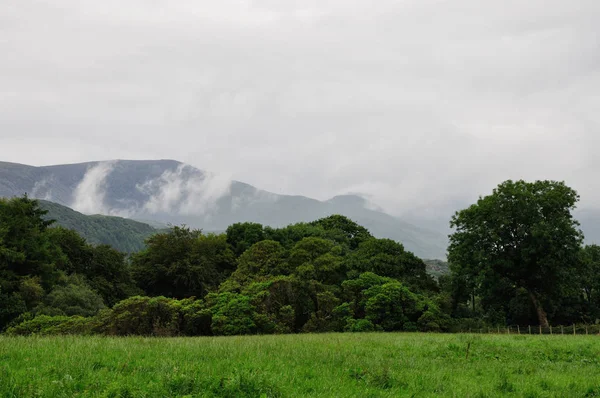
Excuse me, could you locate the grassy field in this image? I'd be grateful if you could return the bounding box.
[1,333,599,397]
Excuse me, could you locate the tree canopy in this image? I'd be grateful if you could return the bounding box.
[448,180,583,327]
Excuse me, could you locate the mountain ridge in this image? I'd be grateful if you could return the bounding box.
[0,159,444,259]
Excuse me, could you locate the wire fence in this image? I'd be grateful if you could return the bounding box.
[460,324,600,335]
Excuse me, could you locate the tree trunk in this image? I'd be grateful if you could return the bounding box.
[529,291,549,328]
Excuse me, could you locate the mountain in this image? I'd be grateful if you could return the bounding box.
[423,259,450,279]
[38,200,158,253]
[0,159,451,258]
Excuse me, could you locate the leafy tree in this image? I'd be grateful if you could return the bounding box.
[226,222,265,257]
[231,240,289,283]
[40,275,105,317]
[580,245,600,306]
[48,227,138,306]
[309,215,372,249]
[289,238,344,285]
[346,238,436,292]
[0,196,64,291]
[448,180,583,327]
[131,227,235,298]
[208,292,259,335]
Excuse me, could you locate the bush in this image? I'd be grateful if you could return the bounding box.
[209,293,259,336]
[5,315,95,336]
[345,318,375,332]
[99,296,180,336]
[177,298,212,336]
[42,275,105,317]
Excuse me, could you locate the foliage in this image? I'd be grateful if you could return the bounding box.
[3,181,599,336]
[5,315,95,336]
[131,227,235,299]
[40,275,105,317]
[448,180,584,327]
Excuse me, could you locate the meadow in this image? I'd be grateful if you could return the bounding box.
[1,333,599,397]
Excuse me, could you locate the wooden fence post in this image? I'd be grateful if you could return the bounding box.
[561,325,564,335]
[528,325,531,334]
[550,326,553,335]
[517,325,520,334]
[573,324,576,335]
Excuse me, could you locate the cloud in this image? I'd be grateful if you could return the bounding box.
[71,161,116,215]
[137,164,232,216]
[31,176,55,201]
[1,0,599,222]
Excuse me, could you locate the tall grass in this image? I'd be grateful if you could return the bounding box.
[1,333,599,397]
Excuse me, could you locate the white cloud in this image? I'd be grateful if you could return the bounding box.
[138,164,232,215]
[1,0,599,220]
[71,161,116,215]
[31,176,55,201]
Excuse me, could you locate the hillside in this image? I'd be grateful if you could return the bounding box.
[423,259,450,279]
[39,200,157,253]
[0,160,450,258]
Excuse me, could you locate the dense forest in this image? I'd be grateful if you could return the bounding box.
[1,179,599,336]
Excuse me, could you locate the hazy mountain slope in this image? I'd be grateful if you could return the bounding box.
[39,200,157,253]
[577,209,600,245]
[1,159,450,258]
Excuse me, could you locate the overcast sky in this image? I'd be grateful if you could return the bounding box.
[1,0,599,218]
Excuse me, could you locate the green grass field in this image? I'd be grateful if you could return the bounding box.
[1,333,599,397]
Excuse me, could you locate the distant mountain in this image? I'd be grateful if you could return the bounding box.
[0,159,450,258]
[576,209,600,246]
[423,259,450,279]
[39,200,157,253]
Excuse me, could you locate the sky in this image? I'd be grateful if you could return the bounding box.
[1,0,599,220]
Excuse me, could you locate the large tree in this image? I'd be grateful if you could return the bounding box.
[448,180,583,327]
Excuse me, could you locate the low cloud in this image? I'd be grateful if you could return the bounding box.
[137,164,232,216]
[71,161,116,215]
[31,177,55,201]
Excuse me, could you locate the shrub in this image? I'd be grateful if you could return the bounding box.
[42,275,105,317]
[5,315,95,336]
[209,293,259,336]
[345,318,375,332]
[100,296,180,336]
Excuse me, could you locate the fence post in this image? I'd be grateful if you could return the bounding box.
[517,325,520,334]
[528,325,531,334]
[507,327,510,335]
[561,325,564,335]
[550,326,553,335]
[573,324,576,335]
[539,325,542,334]
[586,325,589,335]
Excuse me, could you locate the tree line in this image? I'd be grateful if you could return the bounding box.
[1,179,599,336]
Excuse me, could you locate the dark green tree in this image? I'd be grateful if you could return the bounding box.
[579,245,600,318]
[226,222,265,257]
[448,180,583,327]
[132,227,235,298]
[346,238,436,293]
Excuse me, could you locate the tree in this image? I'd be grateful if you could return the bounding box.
[579,245,600,318]
[448,180,583,327]
[131,227,235,298]
[346,238,436,293]
[309,215,372,249]
[226,222,265,257]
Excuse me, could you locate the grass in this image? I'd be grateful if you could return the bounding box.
[1,333,600,397]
